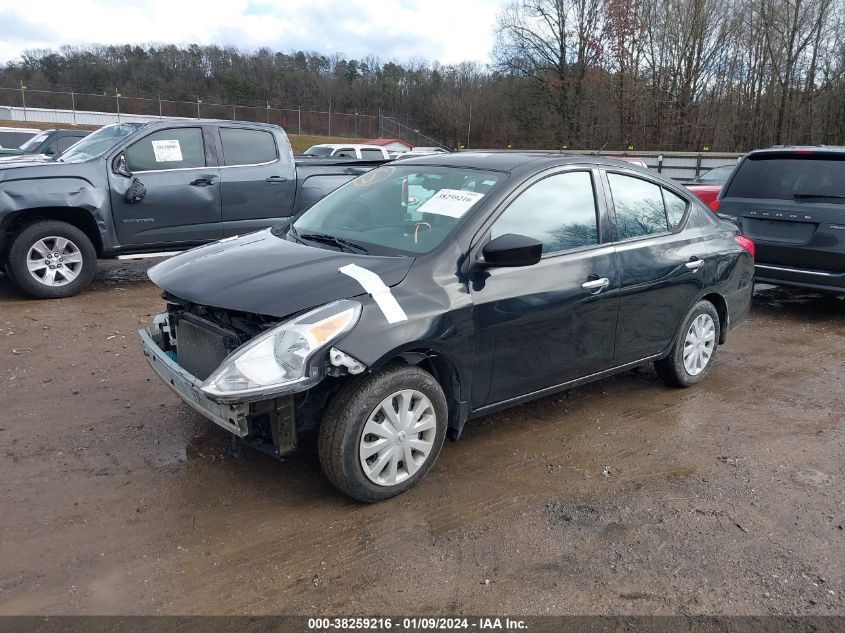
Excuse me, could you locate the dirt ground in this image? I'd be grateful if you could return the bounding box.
[0,260,842,616]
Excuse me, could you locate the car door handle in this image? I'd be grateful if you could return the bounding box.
[685,258,704,271]
[265,176,288,183]
[189,177,216,187]
[581,277,610,291]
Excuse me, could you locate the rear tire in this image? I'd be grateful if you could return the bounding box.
[318,365,448,502]
[655,300,721,388]
[5,221,97,299]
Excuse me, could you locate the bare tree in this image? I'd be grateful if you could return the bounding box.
[494,0,605,146]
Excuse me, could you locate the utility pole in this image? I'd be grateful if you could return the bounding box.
[467,104,472,149]
[115,89,121,122]
[197,96,201,119]
[298,106,301,134]
[20,80,26,121]
[266,100,270,124]
[71,89,76,124]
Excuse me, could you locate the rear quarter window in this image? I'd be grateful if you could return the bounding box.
[726,155,845,202]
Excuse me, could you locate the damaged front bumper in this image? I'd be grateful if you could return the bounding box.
[139,327,250,437]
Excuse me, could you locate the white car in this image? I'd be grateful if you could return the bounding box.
[303,144,391,160]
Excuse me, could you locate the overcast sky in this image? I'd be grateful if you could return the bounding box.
[0,0,503,65]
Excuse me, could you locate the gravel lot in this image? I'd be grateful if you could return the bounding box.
[0,261,843,615]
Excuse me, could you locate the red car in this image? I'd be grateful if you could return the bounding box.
[685,184,721,211]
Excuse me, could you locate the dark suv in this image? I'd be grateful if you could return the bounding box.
[716,147,845,293]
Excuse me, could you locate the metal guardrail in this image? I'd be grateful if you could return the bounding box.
[569,150,743,179]
[465,149,744,179]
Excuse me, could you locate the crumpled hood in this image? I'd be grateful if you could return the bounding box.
[0,159,79,182]
[148,229,414,318]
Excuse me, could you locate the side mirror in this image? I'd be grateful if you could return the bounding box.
[480,234,543,268]
[124,177,146,204]
[44,147,55,156]
[112,153,132,178]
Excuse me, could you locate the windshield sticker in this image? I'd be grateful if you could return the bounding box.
[338,264,407,324]
[417,189,485,218]
[353,166,395,187]
[151,139,182,162]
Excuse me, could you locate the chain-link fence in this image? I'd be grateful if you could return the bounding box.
[0,86,449,149]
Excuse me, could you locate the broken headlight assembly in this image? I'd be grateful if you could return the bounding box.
[201,300,361,402]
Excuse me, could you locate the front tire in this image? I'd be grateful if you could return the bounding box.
[655,300,721,388]
[6,221,97,299]
[318,365,448,502]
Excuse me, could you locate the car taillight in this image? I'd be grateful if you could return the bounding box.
[735,235,755,259]
[708,199,720,213]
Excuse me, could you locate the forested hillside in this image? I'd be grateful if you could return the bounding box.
[1,0,842,151]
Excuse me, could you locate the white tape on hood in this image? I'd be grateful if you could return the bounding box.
[338,263,408,324]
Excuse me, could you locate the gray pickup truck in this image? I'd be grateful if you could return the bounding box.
[0,120,383,298]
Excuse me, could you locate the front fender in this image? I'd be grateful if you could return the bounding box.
[333,296,476,437]
[0,176,114,250]
[0,175,103,213]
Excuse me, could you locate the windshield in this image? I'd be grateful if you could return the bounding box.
[58,122,145,162]
[19,131,50,152]
[725,155,845,202]
[699,165,734,181]
[293,165,505,254]
[304,146,334,157]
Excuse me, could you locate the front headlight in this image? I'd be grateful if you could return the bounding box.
[201,300,361,401]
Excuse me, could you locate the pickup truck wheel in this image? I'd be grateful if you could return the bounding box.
[318,365,447,502]
[655,300,720,388]
[6,221,97,299]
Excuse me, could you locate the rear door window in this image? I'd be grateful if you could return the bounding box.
[361,148,385,160]
[608,173,669,239]
[725,155,845,202]
[219,128,277,166]
[125,128,206,172]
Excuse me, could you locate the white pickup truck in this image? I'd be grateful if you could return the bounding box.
[302,143,391,160]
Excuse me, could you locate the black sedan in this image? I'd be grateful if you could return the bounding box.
[140,153,755,502]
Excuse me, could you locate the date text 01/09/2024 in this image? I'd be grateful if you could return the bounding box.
[306,617,528,630]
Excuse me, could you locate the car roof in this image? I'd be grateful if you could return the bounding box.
[137,119,279,132]
[309,143,384,150]
[748,145,845,157]
[394,150,653,173]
